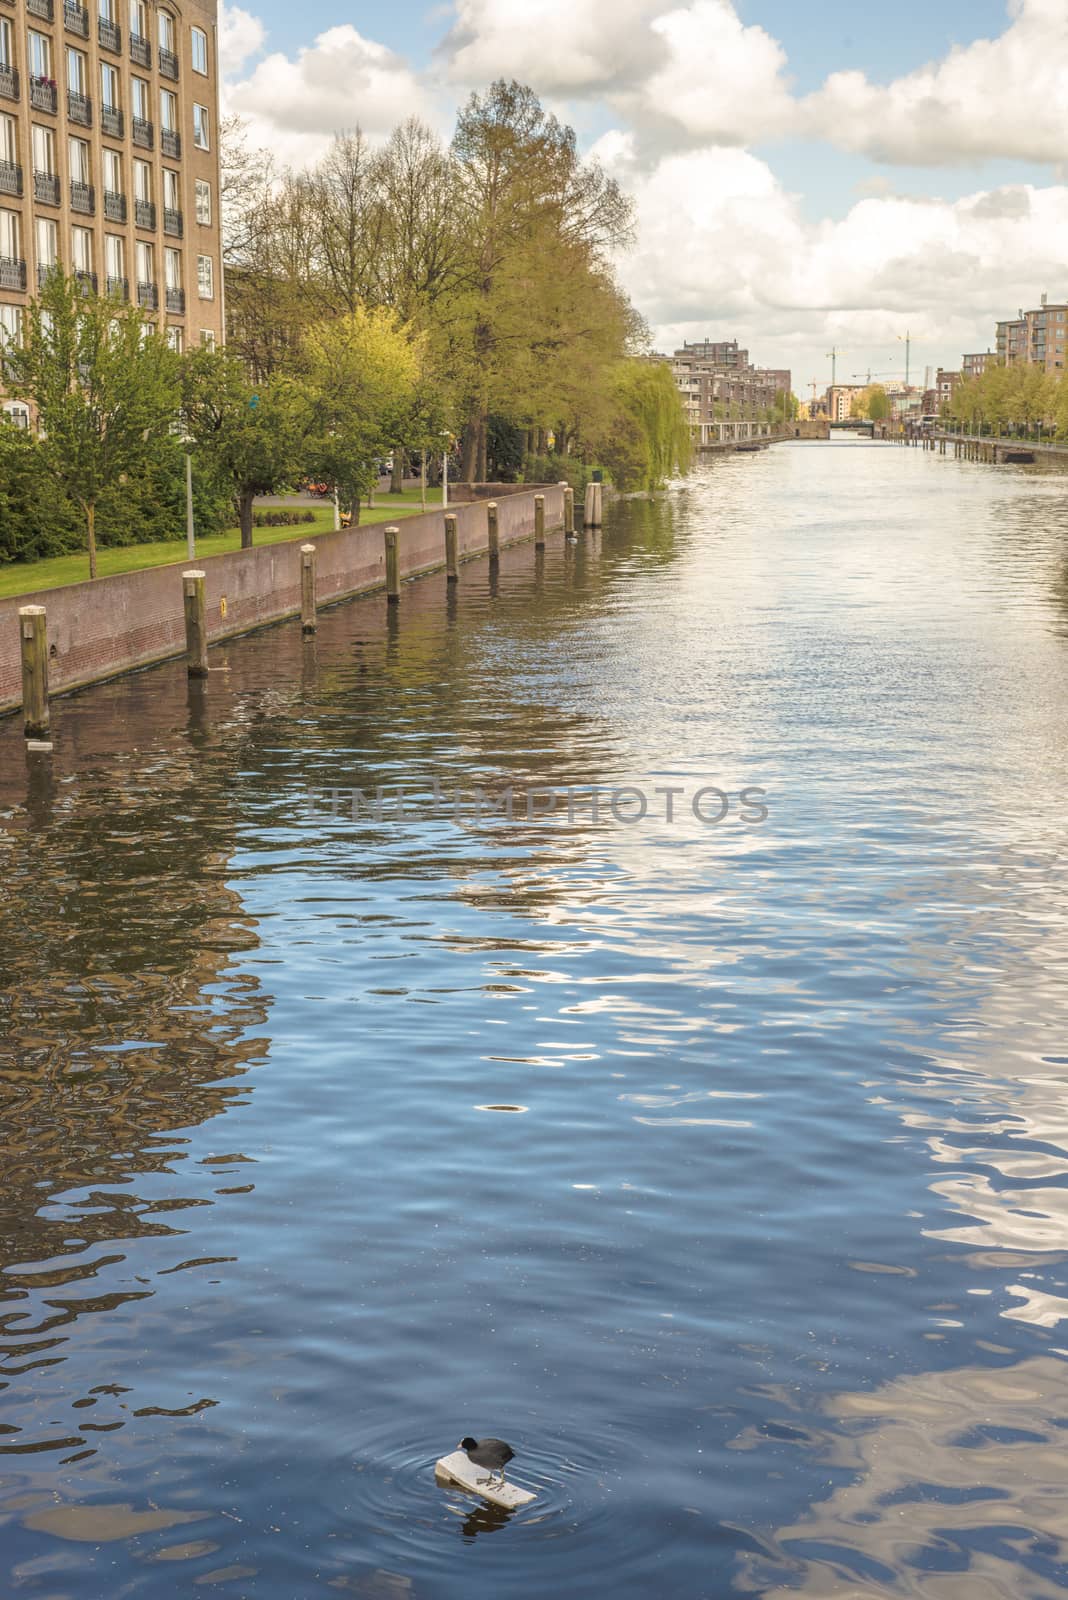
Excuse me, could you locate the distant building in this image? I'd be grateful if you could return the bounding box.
[935,369,961,408]
[962,351,993,379]
[671,341,792,445]
[996,296,1068,371]
[826,384,864,422]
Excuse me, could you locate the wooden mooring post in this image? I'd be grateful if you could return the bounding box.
[487,500,499,561]
[534,494,545,548]
[300,543,317,633]
[561,482,574,535]
[584,481,603,527]
[182,569,209,678]
[18,605,50,742]
[445,513,459,581]
[384,525,400,604]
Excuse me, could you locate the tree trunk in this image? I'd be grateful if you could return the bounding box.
[420,449,427,510]
[86,500,97,580]
[460,405,480,481]
[239,491,255,549]
[390,450,405,494]
[350,496,361,527]
[476,414,487,483]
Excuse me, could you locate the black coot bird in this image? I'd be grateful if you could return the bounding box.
[459,1435,514,1488]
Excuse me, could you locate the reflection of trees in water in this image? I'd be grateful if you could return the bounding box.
[0,737,270,1450]
[735,1358,1068,1599]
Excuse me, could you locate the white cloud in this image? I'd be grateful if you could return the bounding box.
[218,4,266,79]
[444,0,667,94]
[634,1,792,145]
[225,25,435,166]
[804,0,1068,165]
[611,142,1068,386]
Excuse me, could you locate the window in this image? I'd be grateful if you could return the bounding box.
[98,0,115,20]
[31,125,56,176]
[135,239,153,282]
[0,113,15,166]
[160,88,177,131]
[0,19,12,70]
[0,206,20,260]
[129,0,146,36]
[28,31,51,79]
[197,253,213,298]
[163,168,180,210]
[195,178,212,226]
[200,328,215,350]
[72,225,92,272]
[101,61,119,109]
[103,147,122,192]
[66,47,87,94]
[158,10,174,50]
[2,400,30,428]
[164,245,181,288]
[166,324,183,352]
[133,159,151,201]
[191,26,208,74]
[69,136,90,184]
[0,304,22,349]
[105,231,124,277]
[193,103,209,150]
[36,216,58,268]
[131,77,149,119]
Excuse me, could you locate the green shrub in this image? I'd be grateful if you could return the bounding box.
[522,453,592,495]
[252,509,317,528]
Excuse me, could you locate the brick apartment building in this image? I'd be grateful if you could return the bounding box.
[0,0,223,421]
[995,295,1068,373]
[671,341,791,445]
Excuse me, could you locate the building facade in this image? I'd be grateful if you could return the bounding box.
[671,342,791,445]
[961,351,992,379]
[0,0,222,410]
[995,298,1068,372]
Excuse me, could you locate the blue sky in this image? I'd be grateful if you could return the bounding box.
[220,0,1068,391]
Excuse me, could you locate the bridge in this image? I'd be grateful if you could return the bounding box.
[829,420,875,436]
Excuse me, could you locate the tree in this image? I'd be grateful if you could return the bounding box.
[301,306,423,523]
[867,385,889,422]
[597,359,692,491]
[5,273,182,578]
[182,347,311,548]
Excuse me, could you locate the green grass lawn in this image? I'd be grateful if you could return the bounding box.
[0,489,445,600]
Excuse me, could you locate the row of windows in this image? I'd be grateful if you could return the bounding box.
[1,1,211,75]
[2,116,212,218]
[0,305,216,359]
[1,205,214,293]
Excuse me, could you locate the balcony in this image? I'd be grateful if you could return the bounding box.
[67,89,92,126]
[0,159,21,197]
[160,127,180,159]
[64,1,88,36]
[74,269,97,294]
[103,188,126,221]
[163,206,182,237]
[137,280,158,310]
[29,77,58,114]
[134,197,155,229]
[37,261,58,288]
[131,116,153,149]
[159,46,178,79]
[165,286,184,313]
[27,0,53,18]
[98,16,120,51]
[129,32,151,66]
[0,64,17,102]
[70,178,94,213]
[106,273,128,300]
[33,170,60,204]
[0,256,26,291]
[100,103,123,137]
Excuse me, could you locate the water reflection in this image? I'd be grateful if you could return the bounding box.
[1,450,1067,1597]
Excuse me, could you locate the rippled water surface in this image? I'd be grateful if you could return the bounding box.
[3,440,1068,1599]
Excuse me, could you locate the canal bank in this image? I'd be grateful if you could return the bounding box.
[0,485,566,720]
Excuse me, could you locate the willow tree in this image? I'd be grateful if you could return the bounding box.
[598,359,693,492]
[5,273,181,579]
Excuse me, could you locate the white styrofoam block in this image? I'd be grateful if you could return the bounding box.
[434,1450,536,1510]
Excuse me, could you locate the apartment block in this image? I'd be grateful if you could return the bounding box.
[0,0,223,417]
[961,351,992,379]
[672,342,791,445]
[995,297,1068,372]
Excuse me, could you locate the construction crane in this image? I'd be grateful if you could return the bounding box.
[852,371,898,383]
[826,346,845,387]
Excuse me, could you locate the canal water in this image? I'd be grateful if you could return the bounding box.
[2,439,1068,1599]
